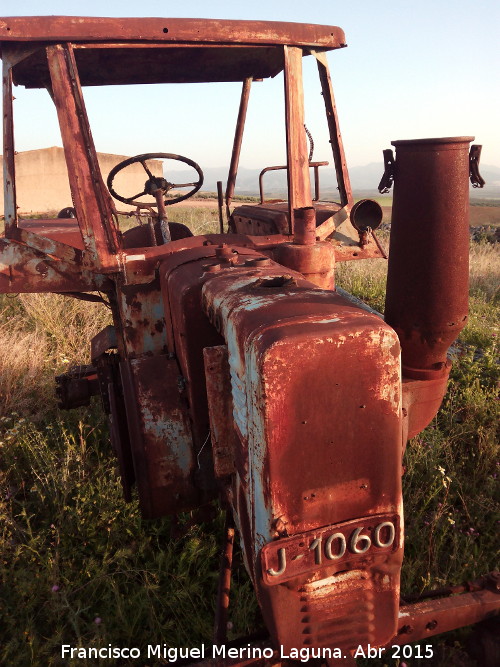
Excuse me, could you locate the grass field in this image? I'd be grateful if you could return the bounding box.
[0,209,498,666]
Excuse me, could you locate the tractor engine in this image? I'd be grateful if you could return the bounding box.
[159,247,403,652]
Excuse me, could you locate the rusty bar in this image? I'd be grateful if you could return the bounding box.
[314,51,353,207]
[258,165,287,204]
[293,206,316,245]
[314,205,348,240]
[391,587,500,646]
[2,52,16,232]
[62,42,120,255]
[0,17,347,50]
[226,77,252,217]
[217,181,224,233]
[204,345,236,478]
[258,162,328,205]
[313,164,320,201]
[90,324,117,362]
[213,512,235,645]
[46,43,119,268]
[259,165,287,204]
[384,137,473,379]
[283,46,312,234]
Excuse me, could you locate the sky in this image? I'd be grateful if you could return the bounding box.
[2,0,499,173]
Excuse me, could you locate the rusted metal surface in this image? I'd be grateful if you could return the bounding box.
[90,324,117,362]
[214,512,236,645]
[350,199,383,235]
[230,207,292,236]
[0,237,109,293]
[402,372,451,442]
[258,162,328,204]
[120,354,199,518]
[2,51,17,232]
[0,15,488,657]
[47,43,119,269]
[274,240,336,289]
[283,46,312,233]
[261,514,400,586]
[226,77,252,216]
[0,17,347,49]
[314,50,353,207]
[230,203,386,262]
[204,346,237,479]
[201,265,403,651]
[384,137,473,379]
[55,365,99,409]
[16,220,85,253]
[121,220,193,249]
[115,277,168,357]
[12,225,83,263]
[90,330,136,503]
[159,246,263,490]
[392,584,500,645]
[183,577,500,667]
[293,206,316,245]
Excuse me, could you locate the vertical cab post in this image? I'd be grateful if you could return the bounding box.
[226,77,252,219]
[283,45,312,234]
[46,43,120,270]
[314,50,353,208]
[2,52,17,233]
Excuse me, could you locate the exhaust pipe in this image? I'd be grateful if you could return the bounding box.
[383,137,475,380]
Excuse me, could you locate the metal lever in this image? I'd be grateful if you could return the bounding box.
[469,144,485,188]
[378,149,395,193]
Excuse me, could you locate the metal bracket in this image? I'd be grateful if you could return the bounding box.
[378,149,395,194]
[470,144,485,188]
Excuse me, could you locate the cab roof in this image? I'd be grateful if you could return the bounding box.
[0,16,346,87]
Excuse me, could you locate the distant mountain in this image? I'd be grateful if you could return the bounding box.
[167,163,500,198]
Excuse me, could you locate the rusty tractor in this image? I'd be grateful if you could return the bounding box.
[0,15,498,665]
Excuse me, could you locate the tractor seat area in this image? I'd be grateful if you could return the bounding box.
[17,217,193,251]
[121,220,193,248]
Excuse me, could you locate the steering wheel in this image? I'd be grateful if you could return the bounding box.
[107,152,204,206]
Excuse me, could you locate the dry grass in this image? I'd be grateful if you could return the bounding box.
[469,242,500,303]
[0,294,111,419]
[336,240,500,311]
[0,322,49,418]
[17,293,111,364]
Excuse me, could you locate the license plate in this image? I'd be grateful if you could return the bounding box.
[261,514,400,585]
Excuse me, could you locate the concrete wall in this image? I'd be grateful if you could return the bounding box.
[0,146,162,215]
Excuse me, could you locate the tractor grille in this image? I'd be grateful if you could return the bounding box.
[299,570,376,649]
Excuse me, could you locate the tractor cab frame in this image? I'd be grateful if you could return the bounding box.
[1,16,498,663]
